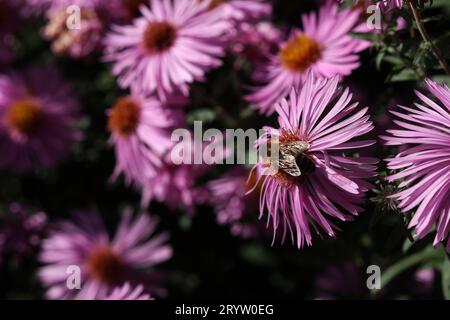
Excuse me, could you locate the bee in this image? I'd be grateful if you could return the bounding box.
[267,141,315,177]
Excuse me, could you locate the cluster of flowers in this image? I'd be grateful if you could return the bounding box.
[0,0,448,299]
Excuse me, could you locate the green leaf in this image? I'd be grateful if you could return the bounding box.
[383,55,404,66]
[349,32,376,42]
[240,243,278,268]
[432,75,450,87]
[239,107,255,119]
[402,237,414,253]
[389,68,418,82]
[433,0,450,15]
[187,108,216,124]
[178,215,192,231]
[375,51,386,70]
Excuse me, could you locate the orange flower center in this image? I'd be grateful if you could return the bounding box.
[208,0,226,10]
[86,246,124,285]
[6,99,44,136]
[279,35,322,72]
[143,22,177,54]
[108,97,141,137]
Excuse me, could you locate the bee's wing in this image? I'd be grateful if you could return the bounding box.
[279,154,302,177]
[292,141,309,153]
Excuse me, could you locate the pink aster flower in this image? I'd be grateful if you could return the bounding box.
[230,22,281,62]
[208,167,263,238]
[105,283,153,300]
[336,0,404,9]
[38,209,172,299]
[383,79,450,251]
[246,0,370,115]
[379,0,404,12]
[250,72,377,248]
[230,22,283,82]
[36,0,123,17]
[43,6,102,58]
[142,161,209,215]
[104,283,153,300]
[206,0,271,22]
[75,282,152,300]
[41,0,124,58]
[40,0,150,21]
[141,135,218,214]
[0,67,81,172]
[335,0,407,33]
[107,92,184,188]
[104,0,228,100]
[26,0,51,7]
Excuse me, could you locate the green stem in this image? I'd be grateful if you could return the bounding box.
[375,246,437,293]
[409,1,450,74]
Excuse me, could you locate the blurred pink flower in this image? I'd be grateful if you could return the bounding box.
[26,0,49,6]
[31,0,121,13]
[208,167,262,238]
[315,262,367,299]
[383,79,450,251]
[141,135,217,214]
[230,21,281,60]
[142,162,209,215]
[103,283,153,300]
[379,0,404,12]
[413,268,435,297]
[76,282,153,300]
[0,67,81,172]
[39,209,172,299]
[251,72,377,248]
[351,0,407,33]
[207,0,271,22]
[43,6,103,58]
[104,0,229,100]
[40,0,127,58]
[107,92,184,187]
[246,0,370,115]
[230,22,283,81]
[0,203,47,263]
[336,0,404,9]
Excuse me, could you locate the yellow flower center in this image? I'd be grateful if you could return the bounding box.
[143,22,177,54]
[86,246,124,285]
[279,35,322,72]
[6,98,44,136]
[108,97,141,137]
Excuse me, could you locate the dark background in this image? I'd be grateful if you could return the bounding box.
[1,0,449,299]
